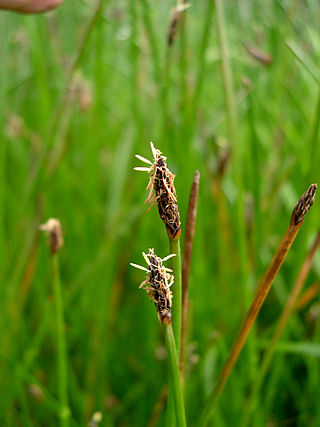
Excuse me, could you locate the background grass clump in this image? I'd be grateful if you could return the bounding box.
[1,0,320,425]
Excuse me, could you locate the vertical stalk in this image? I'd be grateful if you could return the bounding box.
[169,238,182,355]
[215,0,253,400]
[180,171,200,381]
[242,230,320,427]
[215,0,249,305]
[51,254,70,427]
[163,324,187,427]
[198,184,317,426]
[0,14,8,277]
[167,237,182,427]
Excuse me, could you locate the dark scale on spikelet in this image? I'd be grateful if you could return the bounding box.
[134,142,181,240]
[150,154,181,239]
[291,184,317,225]
[130,249,175,325]
[167,4,190,46]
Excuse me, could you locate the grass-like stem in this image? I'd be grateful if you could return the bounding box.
[180,171,200,382]
[163,323,187,427]
[51,254,70,427]
[170,237,182,355]
[198,184,317,426]
[242,230,320,427]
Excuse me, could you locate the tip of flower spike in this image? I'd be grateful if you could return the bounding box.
[39,218,64,255]
[291,184,317,225]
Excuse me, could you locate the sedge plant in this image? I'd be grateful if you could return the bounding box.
[134,142,184,424]
[130,250,186,427]
[40,219,70,427]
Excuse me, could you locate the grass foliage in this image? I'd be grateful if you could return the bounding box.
[1,0,320,425]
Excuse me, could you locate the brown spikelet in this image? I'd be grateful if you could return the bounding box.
[135,143,181,239]
[291,184,317,225]
[244,44,273,66]
[131,249,174,324]
[151,154,181,239]
[168,8,181,46]
[39,218,64,255]
[167,4,190,46]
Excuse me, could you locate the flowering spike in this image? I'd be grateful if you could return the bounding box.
[291,184,317,225]
[39,218,64,255]
[134,142,181,239]
[131,249,174,324]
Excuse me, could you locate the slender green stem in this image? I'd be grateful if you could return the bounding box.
[167,238,182,427]
[0,14,8,278]
[215,0,248,303]
[215,0,254,395]
[51,254,70,427]
[169,238,182,355]
[163,324,187,427]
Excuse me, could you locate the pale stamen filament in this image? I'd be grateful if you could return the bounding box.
[130,263,149,272]
[135,154,153,165]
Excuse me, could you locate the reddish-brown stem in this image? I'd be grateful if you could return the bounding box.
[180,171,200,383]
[242,229,320,427]
[198,184,317,426]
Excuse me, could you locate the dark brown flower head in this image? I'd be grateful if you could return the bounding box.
[291,184,317,226]
[39,218,64,255]
[167,3,190,46]
[134,142,181,240]
[130,249,176,325]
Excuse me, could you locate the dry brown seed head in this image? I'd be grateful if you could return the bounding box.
[39,218,64,255]
[167,3,190,46]
[291,184,317,225]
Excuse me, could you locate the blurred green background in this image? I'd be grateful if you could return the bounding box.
[1,0,320,425]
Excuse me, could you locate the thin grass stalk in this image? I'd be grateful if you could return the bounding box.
[296,280,320,310]
[0,14,8,277]
[6,0,109,313]
[308,88,320,179]
[242,230,320,427]
[179,9,188,125]
[163,323,187,427]
[140,0,166,115]
[170,238,182,354]
[180,171,200,381]
[24,0,108,203]
[191,0,214,118]
[39,219,69,425]
[214,0,254,392]
[167,237,182,427]
[214,0,249,306]
[147,385,168,427]
[198,184,317,427]
[51,253,70,427]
